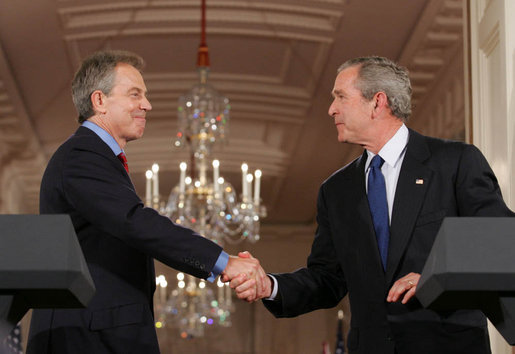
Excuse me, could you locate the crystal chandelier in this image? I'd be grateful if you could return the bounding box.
[144,0,266,338]
[154,272,234,338]
[145,0,266,246]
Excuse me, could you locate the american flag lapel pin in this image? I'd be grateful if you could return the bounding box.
[416,178,424,185]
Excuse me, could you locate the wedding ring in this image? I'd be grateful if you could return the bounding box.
[408,280,415,286]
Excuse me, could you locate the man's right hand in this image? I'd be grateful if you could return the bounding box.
[226,251,272,302]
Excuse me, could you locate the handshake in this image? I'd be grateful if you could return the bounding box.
[221,251,272,302]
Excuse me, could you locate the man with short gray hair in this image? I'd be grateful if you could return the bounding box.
[27,50,265,354]
[230,56,514,354]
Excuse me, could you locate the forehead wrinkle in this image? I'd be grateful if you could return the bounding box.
[117,83,147,95]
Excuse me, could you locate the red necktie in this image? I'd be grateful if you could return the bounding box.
[117,152,129,173]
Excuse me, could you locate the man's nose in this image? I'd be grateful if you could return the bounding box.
[142,97,152,111]
[328,100,336,117]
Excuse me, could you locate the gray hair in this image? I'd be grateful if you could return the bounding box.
[72,50,145,123]
[338,56,412,122]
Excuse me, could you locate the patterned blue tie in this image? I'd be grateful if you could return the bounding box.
[367,155,389,270]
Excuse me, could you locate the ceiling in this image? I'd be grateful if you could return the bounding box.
[0,0,465,233]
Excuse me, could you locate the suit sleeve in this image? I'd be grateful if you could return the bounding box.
[264,184,347,318]
[455,145,514,217]
[60,146,223,279]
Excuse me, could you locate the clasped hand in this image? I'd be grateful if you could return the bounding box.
[221,251,272,302]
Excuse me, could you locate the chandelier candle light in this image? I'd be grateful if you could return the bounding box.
[144,163,161,208]
[144,158,264,245]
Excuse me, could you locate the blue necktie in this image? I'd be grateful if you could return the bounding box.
[367,155,389,270]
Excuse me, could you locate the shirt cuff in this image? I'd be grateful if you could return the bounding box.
[206,250,229,283]
[265,274,279,300]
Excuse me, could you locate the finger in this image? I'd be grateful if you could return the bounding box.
[401,286,417,304]
[229,273,247,289]
[236,289,256,302]
[238,251,251,258]
[386,272,421,302]
[236,265,260,295]
[235,281,257,301]
[235,288,254,300]
[388,277,417,302]
[387,281,410,302]
[235,278,256,294]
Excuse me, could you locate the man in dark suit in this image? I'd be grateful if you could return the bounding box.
[27,50,264,354]
[228,56,514,354]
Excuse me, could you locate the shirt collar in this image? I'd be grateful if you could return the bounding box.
[366,124,409,170]
[82,120,123,156]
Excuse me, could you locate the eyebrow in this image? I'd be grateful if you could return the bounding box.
[331,89,344,97]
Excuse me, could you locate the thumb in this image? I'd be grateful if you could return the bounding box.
[238,251,253,259]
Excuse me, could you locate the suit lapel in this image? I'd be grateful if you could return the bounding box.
[76,127,135,187]
[385,130,433,284]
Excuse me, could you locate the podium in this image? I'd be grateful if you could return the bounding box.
[0,215,95,339]
[417,217,515,344]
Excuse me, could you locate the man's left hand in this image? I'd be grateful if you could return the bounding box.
[386,272,420,304]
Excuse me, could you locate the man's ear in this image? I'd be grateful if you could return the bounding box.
[372,91,388,116]
[91,90,107,115]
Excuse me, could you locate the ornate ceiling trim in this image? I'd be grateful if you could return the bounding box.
[399,0,464,111]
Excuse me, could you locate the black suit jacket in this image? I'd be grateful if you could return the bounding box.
[27,127,223,354]
[264,129,514,354]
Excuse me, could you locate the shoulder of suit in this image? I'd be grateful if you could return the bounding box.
[55,126,113,158]
[409,129,476,156]
[322,154,363,187]
[424,134,476,152]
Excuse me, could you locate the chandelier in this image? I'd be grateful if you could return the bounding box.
[144,0,266,338]
[153,272,234,338]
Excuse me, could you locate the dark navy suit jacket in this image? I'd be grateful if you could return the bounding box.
[264,129,514,354]
[28,126,223,353]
